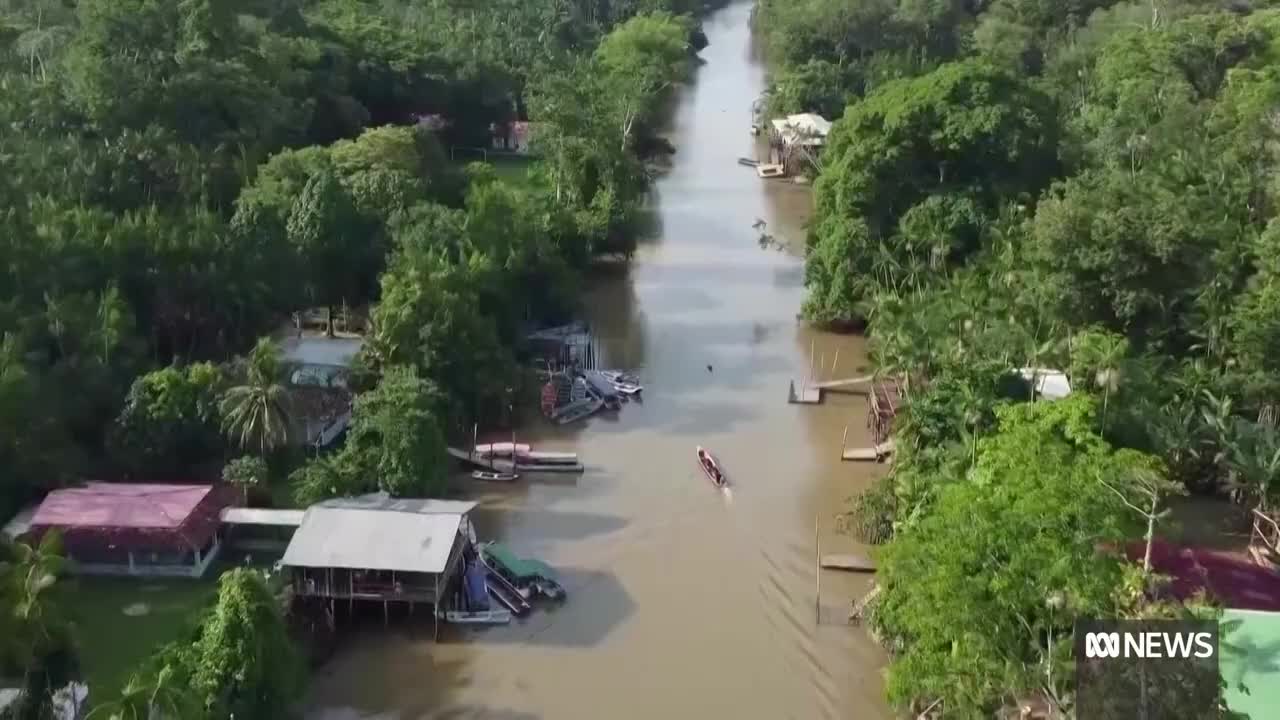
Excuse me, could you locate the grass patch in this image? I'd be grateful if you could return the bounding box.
[487,154,538,187]
[64,575,217,702]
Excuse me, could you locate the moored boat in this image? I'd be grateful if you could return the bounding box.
[553,397,603,425]
[471,470,520,482]
[696,446,727,488]
[599,370,641,386]
[480,542,568,601]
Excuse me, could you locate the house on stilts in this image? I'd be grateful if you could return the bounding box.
[280,493,476,636]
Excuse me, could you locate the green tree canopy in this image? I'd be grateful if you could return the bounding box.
[875,396,1145,715]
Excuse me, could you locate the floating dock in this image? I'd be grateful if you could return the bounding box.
[820,554,875,572]
[841,440,894,463]
[788,380,822,404]
[515,462,585,475]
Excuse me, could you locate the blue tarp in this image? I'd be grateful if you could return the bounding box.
[464,562,489,610]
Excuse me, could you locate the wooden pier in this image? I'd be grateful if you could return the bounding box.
[820,553,875,572]
[840,426,894,463]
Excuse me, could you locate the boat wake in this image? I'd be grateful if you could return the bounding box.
[721,486,734,503]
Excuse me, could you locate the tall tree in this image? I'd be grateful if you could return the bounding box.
[220,338,291,456]
[190,568,303,720]
[286,169,369,337]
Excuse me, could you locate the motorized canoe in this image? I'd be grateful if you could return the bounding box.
[696,446,727,488]
[472,470,520,482]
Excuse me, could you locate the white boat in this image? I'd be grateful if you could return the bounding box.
[473,442,532,457]
[520,450,580,464]
[613,381,643,395]
[756,163,785,179]
[599,370,641,385]
[471,470,519,482]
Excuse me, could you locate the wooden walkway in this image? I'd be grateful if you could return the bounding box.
[812,374,874,390]
[840,438,894,462]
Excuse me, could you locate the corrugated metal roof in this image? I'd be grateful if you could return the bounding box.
[281,506,465,573]
[32,483,212,529]
[220,508,305,526]
[317,493,477,516]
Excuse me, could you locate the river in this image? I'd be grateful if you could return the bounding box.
[306,2,891,718]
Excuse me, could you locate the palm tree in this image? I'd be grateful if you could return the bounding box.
[1227,421,1280,512]
[220,337,291,455]
[86,664,197,720]
[7,532,72,716]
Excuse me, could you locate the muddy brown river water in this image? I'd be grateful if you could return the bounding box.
[306,3,892,717]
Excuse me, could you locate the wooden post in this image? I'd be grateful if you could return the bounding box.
[471,423,478,461]
[805,339,815,390]
[831,349,840,378]
[815,511,821,625]
[820,353,826,378]
[434,575,441,641]
[841,425,848,455]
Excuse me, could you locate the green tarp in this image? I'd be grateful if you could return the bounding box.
[483,542,555,579]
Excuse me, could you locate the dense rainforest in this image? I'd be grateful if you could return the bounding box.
[0,0,711,717]
[759,0,1280,716]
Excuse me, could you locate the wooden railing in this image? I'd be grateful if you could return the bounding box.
[1249,509,1280,569]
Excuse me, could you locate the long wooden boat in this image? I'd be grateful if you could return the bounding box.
[599,370,642,386]
[473,442,532,457]
[440,608,513,625]
[554,397,603,425]
[696,446,727,488]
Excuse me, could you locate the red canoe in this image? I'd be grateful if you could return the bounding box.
[696,446,726,488]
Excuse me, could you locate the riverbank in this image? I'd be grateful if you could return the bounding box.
[305,2,892,718]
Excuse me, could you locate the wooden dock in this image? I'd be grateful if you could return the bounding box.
[820,554,875,572]
[813,374,874,391]
[841,440,894,462]
[788,380,822,404]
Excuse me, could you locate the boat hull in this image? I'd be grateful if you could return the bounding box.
[696,446,726,488]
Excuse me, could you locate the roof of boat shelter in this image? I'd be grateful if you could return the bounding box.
[220,507,306,526]
[281,493,477,574]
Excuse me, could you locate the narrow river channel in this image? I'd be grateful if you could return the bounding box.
[307,2,892,717]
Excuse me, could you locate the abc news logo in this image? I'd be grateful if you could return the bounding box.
[1075,620,1222,719]
[1083,629,1216,660]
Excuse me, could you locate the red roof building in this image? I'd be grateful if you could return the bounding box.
[27,483,236,577]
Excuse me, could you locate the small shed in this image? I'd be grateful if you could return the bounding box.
[1018,367,1072,400]
[770,113,832,147]
[768,113,832,176]
[25,483,235,577]
[278,336,362,449]
[281,494,477,629]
